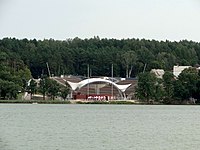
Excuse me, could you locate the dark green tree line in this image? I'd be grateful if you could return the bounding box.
[1,37,200,79]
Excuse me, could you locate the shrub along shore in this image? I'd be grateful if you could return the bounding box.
[0,99,197,105]
[0,100,71,104]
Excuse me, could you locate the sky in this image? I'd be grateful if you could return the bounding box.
[0,0,200,41]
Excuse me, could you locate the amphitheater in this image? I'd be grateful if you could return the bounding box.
[52,76,138,100]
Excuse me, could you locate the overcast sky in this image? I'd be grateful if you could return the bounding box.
[0,0,200,41]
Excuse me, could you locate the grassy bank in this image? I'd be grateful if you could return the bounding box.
[0,100,71,104]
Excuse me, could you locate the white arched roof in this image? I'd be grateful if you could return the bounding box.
[66,78,131,93]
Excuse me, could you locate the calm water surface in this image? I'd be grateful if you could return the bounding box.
[0,104,200,150]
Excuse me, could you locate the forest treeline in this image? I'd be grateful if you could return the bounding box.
[1,37,200,100]
[1,37,200,78]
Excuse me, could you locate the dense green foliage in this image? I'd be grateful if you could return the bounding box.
[60,84,70,100]
[136,68,200,104]
[1,37,200,101]
[0,49,31,99]
[37,76,70,100]
[135,72,164,103]
[0,99,71,104]
[1,37,200,79]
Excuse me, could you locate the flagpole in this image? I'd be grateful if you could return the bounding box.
[111,64,113,100]
[87,64,90,98]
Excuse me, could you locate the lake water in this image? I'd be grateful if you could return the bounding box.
[0,104,200,150]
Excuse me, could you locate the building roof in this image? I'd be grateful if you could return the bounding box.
[173,66,191,77]
[151,69,165,78]
[66,78,131,93]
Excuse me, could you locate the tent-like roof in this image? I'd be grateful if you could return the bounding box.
[66,78,131,93]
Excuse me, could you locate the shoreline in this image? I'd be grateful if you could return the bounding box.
[0,99,138,105]
[0,99,198,105]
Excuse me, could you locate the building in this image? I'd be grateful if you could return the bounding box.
[173,66,191,77]
[151,69,165,78]
[52,76,137,100]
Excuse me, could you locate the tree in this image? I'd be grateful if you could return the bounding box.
[27,79,37,99]
[173,80,188,102]
[135,72,158,103]
[60,83,70,100]
[154,78,165,102]
[157,52,177,70]
[121,51,137,78]
[38,77,62,100]
[0,79,20,100]
[162,71,175,104]
[136,47,154,72]
[2,37,200,82]
[47,80,61,100]
[0,50,29,100]
[38,76,48,100]
[194,71,200,102]
[173,68,198,102]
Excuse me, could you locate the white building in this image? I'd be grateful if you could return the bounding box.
[151,69,165,78]
[173,66,191,77]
